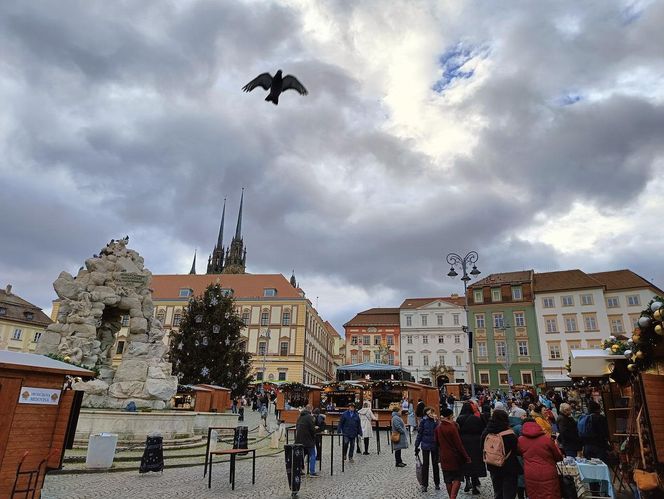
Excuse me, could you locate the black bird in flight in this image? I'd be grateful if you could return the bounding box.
[242,70,308,105]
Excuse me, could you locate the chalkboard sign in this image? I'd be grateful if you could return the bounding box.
[233,426,248,456]
[139,434,164,473]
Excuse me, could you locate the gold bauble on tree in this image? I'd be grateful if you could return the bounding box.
[632,334,641,343]
[654,309,664,321]
[628,363,637,372]
[655,324,664,336]
[635,351,645,360]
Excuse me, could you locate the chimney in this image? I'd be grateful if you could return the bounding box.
[5,284,11,295]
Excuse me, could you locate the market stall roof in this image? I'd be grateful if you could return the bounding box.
[0,350,94,377]
[569,349,615,378]
[337,362,402,372]
[543,372,573,386]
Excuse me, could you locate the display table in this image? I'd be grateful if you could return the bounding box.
[560,459,614,498]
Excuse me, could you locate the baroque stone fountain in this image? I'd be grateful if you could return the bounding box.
[36,237,177,409]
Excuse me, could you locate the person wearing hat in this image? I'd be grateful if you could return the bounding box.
[338,402,362,462]
[436,407,471,499]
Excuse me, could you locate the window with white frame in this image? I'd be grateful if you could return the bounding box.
[517,340,529,356]
[156,309,166,324]
[438,336,444,344]
[351,353,358,363]
[374,335,381,345]
[422,335,429,344]
[173,312,182,326]
[454,334,460,344]
[496,341,507,357]
[493,313,504,329]
[514,312,525,327]
[583,314,598,331]
[474,289,483,303]
[607,297,619,308]
[437,314,444,326]
[543,297,555,308]
[374,352,381,363]
[407,355,413,366]
[387,352,395,365]
[263,288,277,297]
[610,317,625,334]
[477,342,488,357]
[406,335,413,344]
[521,371,533,385]
[363,335,370,345]
[387,335,394,346]
[178,288,192,298]
[279,372,287,381]
[241,311,250,325]
[581,294,593,305]
[455,354,462,366]
[491,288,502,302]
[280,341,289,356]
[261,311,269,326]
[627,295,641,306]
[423,355,429,366]
[562,295,574,307]
[564,316,578,332]
[512,286,523,300]
[548,343,562,359]
[498,372,509,385]
[12,329,22,340]
[421,315,428,326]
[351,336,358,345]
[453,314,460,325]
[258,341,267,356]
[545,318,558,333]
[475,314,485,328]
[363,352,370,362]
[32,331,42,343]
[406,316,412,326]
[438,354,446,365]
[282,310,291,326]
[479,371,490,385]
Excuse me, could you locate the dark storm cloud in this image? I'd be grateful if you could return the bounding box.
[2,0,664,332]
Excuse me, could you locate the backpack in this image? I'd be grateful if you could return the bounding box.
[483,429,513,467]
[577,414,593,438]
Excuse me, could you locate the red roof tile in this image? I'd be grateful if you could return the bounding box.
[588,270,664,294]
[150,274,303,300]
[0,288,52,327]
[469,270,533,288]
[343,308,400,327]
[534,270,603,293]
[399,297,466,308]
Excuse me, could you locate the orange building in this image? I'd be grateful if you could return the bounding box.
[343,308,401,366]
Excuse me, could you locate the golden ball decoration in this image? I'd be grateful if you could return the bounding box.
[654,309,664,321]
[655,324,664,336]
[632,334,641,343]
[635,351,645,360]
[63,356,71,363]
[628,363,637,372]
[611,344,620,352]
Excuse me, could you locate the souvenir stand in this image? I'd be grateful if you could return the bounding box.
[276,383,322,424]
[172,385,213,411]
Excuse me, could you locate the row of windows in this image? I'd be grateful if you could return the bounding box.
[406,353,464,367]
[543,313,636,334]
[473,286,523,304]
[6,329,42,342]
[404,313,461,327]
[255,371,288,381]
[178,287,277,298]
[257,340,290,356]
[541,294,641,308]
[545,340,602,360]
[349,335,394,346]
[476,340,529,358]
[478,370,533,386]
[153,308,292,328]
[404,334,462,344]
[350,352,395,364]
[474,312,525,329]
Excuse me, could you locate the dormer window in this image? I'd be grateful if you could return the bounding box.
[178,288,193,298]
[220,288,234,297]
[24,311,34,320]
[263,288,277,297]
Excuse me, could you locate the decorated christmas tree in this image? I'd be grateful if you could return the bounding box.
[168,283,253,396]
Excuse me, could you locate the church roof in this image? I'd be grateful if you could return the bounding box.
[150,273,303,300]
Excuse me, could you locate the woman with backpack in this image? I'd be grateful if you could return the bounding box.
[481,410,521,499]
[580,400,610,462]
[457,402,487,495]
[518,417,563,499]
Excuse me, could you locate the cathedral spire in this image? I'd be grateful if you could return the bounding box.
[217,198,226,249]
[235,188,244,240]
[206,198,227,274]
[189,250,197,275]
[290,270,297,288]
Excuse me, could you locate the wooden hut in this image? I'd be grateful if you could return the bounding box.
[0,351,93,498]
[276,383,323,424]
[196,384,232,412]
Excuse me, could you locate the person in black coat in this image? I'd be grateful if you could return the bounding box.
[457,402,487,494]
[556,403,582,457]
[414,407,440,492]
[481,409,522,499]
[582,400,611,462]
[295,405,319,476]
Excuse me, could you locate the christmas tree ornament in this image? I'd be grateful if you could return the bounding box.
[635,351,645,360]
[225,337,231,346]
[624,350,632,358]
[628,363,637,372]
[638,316,652,328]
[202,337,208,346]
[212,325,220,334]
[195,315,203,323]
[195,340,199,347]
[655,324,664,336]
[210,296,218,306]
[201,367,209,377]
[177,342,183,350]
[633,334,641,343]
[651,301,663,312]
[654,309,663,321]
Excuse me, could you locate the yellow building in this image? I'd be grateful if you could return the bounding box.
[0,284,52,353]
[50,273,337,384]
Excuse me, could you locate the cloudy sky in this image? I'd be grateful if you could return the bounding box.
[2,0,664,333]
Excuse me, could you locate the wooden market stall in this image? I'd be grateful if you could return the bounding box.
[172,385,214,412]
[196,384,232,412]
[275,383,323,424]
[0,351,94,498]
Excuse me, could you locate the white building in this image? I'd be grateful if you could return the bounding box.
[399,296,469,384]
[533,269,663,383]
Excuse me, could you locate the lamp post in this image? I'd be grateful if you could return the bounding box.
[260,329,271,391]
[446,251,481,399]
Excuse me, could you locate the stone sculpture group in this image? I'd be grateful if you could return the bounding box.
[36,237,178,409]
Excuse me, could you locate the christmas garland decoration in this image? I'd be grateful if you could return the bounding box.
[621,296,664,372]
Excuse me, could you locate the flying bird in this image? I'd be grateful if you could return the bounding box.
[242,70,308,105]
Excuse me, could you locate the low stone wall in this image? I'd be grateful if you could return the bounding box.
[75,409,236,443]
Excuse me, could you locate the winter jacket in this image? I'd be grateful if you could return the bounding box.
[338,409,362,439]
[391,411,409,450]
[358,407,377,440]
[581,413,610,450]
[556,414,581,453]
[295,410,317,449]
[481,419,522,476]
[518,421,564,499]
[457,413,488,478]
[531,412,552,436]
[415,415,438,451]
[415,400,425,418]
[436,419,470,471]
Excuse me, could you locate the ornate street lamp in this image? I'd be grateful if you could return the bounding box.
[446,251,481,399]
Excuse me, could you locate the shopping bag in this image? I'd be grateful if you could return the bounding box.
[556,464,578,499]
[415,453,423,486]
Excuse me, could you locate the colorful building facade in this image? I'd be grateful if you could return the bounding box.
[343,308,401,366]
[0,284,52,353]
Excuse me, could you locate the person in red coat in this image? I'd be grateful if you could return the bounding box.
[517,418,564,499]
[436,408,471,499]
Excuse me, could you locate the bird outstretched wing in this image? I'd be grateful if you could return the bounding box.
[282,75,308,95]
[242,73,273,92]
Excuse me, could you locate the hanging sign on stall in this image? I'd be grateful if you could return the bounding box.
[18,386,61,405]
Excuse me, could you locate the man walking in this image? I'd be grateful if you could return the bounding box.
[295,405,319,477]
[338,402,362,462]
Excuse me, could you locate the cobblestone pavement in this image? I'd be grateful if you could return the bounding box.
[43,427,496,499]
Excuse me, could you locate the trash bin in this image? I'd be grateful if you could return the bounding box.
[85,433,118,469]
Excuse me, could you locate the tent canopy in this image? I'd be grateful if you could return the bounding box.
[569,349,615,378]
